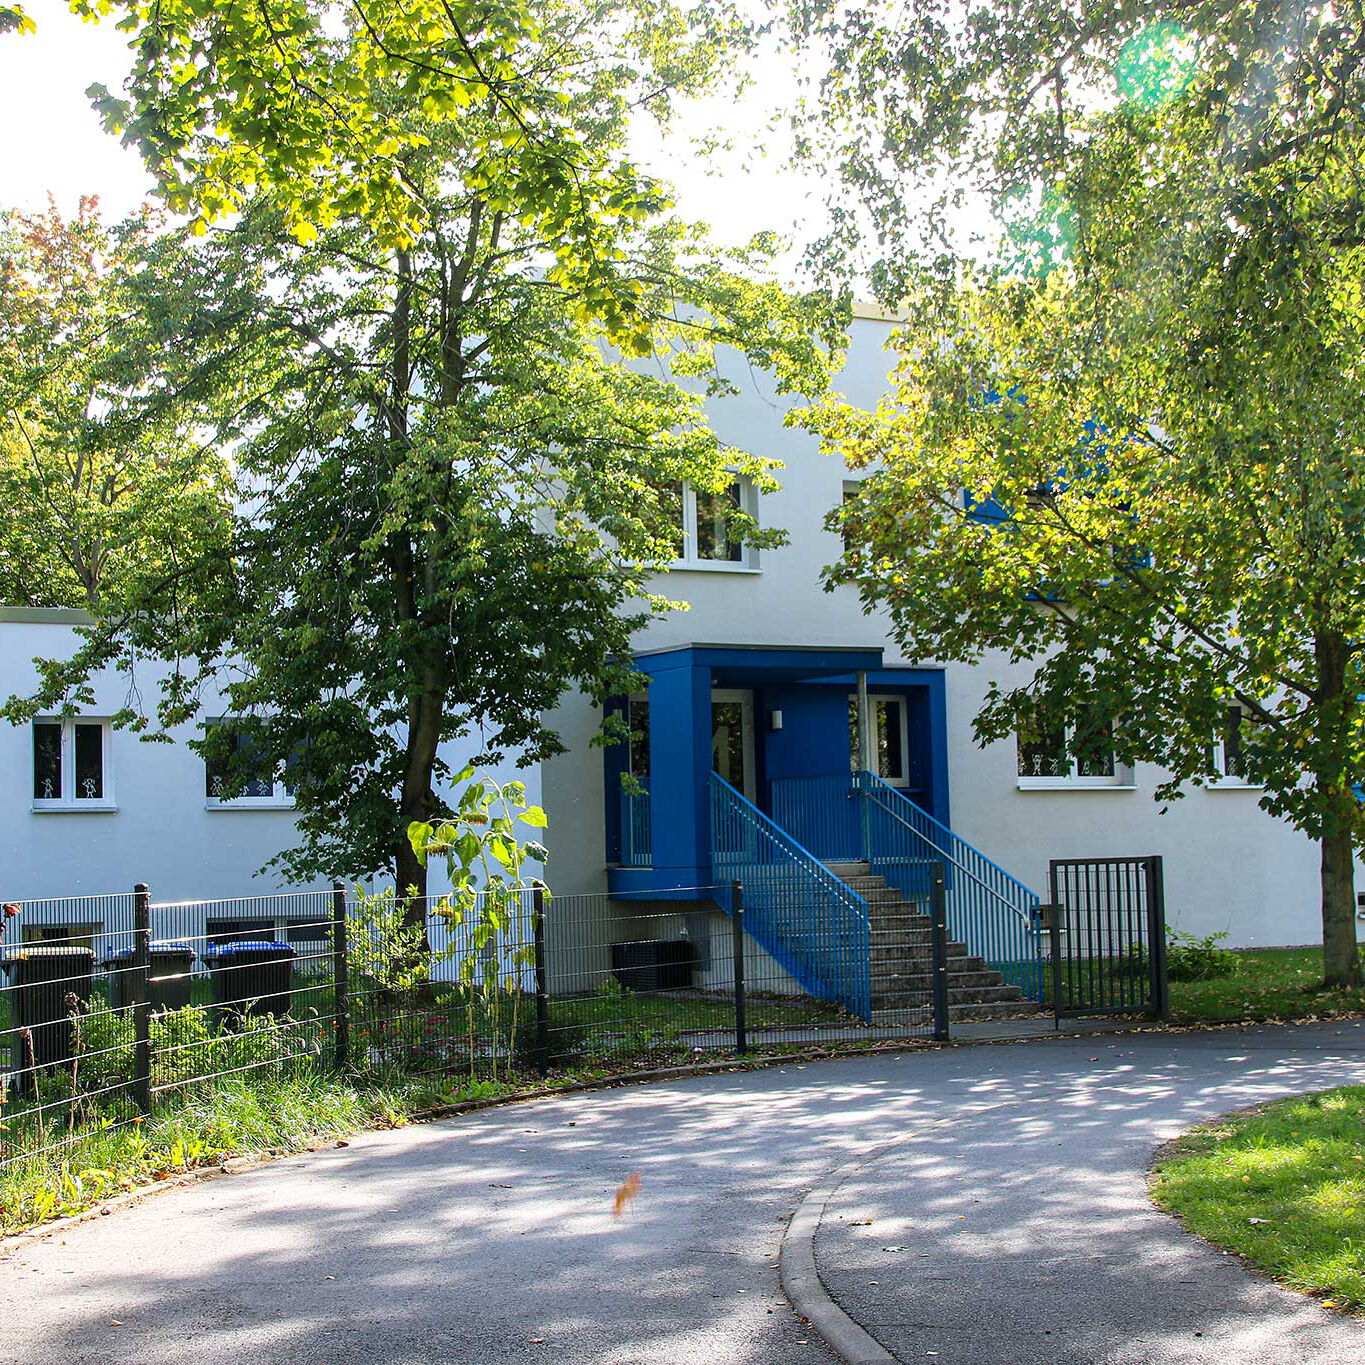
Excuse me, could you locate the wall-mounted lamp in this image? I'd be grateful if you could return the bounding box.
[769,709,784,732]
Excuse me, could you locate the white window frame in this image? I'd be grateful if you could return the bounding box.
[1210,704,1262,790]
[203,719,296,810]
[849,692,912,788]
[672,476,760,572]
[1016,721,1135,790]
[31,716,116,812]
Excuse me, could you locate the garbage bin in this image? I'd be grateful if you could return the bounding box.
[4,945,95,1072]
[100,945,195,1012]
[202,941,296,1027]
[609,940,696,992]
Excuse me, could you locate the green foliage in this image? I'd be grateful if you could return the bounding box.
[797,2,1365,986]
[69,1003,311,1099]
[413,771,546,1081]
[0,200,233,615]
[7,0,839,897]
[1152,1086,1365,1310]
[1165,930,1237,983]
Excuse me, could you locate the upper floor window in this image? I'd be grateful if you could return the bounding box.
[672,477,758,570]
[1017,712,1134,788]
[32,717,114,810]
[204,721,296,808]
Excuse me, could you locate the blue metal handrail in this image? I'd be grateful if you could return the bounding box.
[709,774,872,1020]
[856,771,1043,999]
[771,772,1044,1001]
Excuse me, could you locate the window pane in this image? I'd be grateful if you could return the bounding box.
[664,482,685,560]
[33,722,62,801]
[628,699,650,780]
[206,724,275,799]
[877,699,905,781]
[695,482,743,562]
[1073,711,1115,778]
[848,697,859,772]
[74,723,104,800]
[1222,707,1244,778]
[1017,720,1068,778]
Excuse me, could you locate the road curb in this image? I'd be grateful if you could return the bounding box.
[780,1148,901,1365]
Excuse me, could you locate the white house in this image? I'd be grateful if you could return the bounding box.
[0,311,1354,1014]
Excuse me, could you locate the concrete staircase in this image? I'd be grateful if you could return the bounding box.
[825,862,1042,1022]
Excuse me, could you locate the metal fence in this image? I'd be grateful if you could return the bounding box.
[0,879,944,1174]
[1044,856,1169,1020]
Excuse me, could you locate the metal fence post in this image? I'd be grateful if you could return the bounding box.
[332,881,350,1072]
[731,880,747,1054]
[131,882,152,1112]
[533,887,550,1077]
[929,863,950,1042]
[1040,903,1064,1029]
[1146,857,1170,1021]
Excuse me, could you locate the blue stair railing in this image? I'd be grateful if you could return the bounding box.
[709,774,872,1020]
[772,772,1044,1001]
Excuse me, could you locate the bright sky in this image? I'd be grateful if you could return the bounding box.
[0,8,825,265]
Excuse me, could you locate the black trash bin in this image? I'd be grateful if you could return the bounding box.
[202,941,295,1028]
[610,940,696,992]
[4,945,95,1073]
[100,945,195,1012]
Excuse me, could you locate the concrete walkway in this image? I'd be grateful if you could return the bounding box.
[2,1022,1364,1363]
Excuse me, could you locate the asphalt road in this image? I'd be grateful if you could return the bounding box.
[3,1022,1364,1364]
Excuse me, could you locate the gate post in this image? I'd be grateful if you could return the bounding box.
[1039,903,1064,1028]
[929,863,951,1042]
[1145,857,1170,1021]
[331,881,350,1072]
[532,888,551,1077]
[731,880,748,1054]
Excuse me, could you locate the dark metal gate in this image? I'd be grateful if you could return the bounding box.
[1044,857,1169,1021]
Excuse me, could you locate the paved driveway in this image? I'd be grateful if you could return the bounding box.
[3,1022,1364,1364]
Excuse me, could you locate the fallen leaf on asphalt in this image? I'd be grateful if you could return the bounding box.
[529,1338,546,1344]
[613,1172,641,1218]
[109,1321,123,1327]
[848,1219,873,1226]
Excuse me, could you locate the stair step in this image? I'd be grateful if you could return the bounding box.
[871,1001,1047,1025]
[872,969,1005,991]
[824,862,870,878]
[874,981,1024,1003]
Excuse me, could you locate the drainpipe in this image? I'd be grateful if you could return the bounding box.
[856,670,873,864]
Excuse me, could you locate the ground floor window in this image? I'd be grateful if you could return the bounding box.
[1017,712,1132,788]
[849,693,910,786]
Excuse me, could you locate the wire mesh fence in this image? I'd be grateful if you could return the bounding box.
[0,878,941,1174]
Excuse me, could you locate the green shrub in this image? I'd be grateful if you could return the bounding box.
[1165,929,1238,981]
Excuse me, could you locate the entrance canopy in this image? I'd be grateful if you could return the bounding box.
[633,643,886,688]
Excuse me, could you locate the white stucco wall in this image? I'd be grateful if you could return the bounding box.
[541,314,1359,949]
[0,610,539,906]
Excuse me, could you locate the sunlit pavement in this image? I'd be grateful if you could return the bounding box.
[2,1021,1363,1364]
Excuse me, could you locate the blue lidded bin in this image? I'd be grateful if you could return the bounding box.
[202,941,296,1028]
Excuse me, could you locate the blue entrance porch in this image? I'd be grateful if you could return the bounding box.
[604,644,949,894]
[603,644,1042,1020]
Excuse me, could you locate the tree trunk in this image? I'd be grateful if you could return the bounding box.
[1320,818,1362,988]
[1314,627,1363,988]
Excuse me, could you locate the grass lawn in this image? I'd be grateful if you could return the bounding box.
[1151,1086,1365,1312]
[1169,947,1365,1024]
